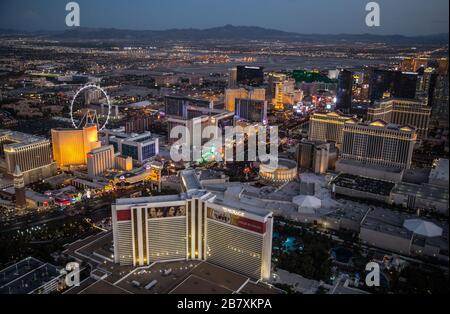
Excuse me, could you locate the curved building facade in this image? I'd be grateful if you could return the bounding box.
[51,125,101,168]
[259,158,298,184]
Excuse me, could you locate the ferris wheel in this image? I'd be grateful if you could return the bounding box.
[69,84,111,131]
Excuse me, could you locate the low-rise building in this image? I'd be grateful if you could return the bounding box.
[0,257,63,294]
[390,182,449,216]
[429,158,449,187]
[331,173,395,203]
[359,209,448,260]
[104,130,159,163]
[259,158,298,185]
[115,155,133,171]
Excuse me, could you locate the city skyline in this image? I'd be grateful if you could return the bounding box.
[0,0,448,36]
[0,0,448,300]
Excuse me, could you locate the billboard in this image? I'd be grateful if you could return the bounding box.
[207,207,266,234]
[147,206,186,218]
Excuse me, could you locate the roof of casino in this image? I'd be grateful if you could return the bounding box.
[208,185,274,218]
[360,207,448,250]
[336,159,404,174]
[332,173,396,196]
[391,182,449,202]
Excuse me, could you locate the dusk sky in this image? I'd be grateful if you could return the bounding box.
[0,0,448,36]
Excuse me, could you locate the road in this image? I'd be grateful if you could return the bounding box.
[0,199,112,234]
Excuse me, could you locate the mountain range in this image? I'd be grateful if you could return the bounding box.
[0,25,448,44]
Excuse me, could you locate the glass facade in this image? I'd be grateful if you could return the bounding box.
[236,66,264,87]
[142,143,156,160]
[122,144,138,160]
[111,141,119,153]
[236,98,266,122]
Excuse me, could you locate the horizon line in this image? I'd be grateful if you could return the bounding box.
[1,24,449,38]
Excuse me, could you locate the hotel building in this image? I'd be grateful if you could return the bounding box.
[164,96,234,152]
[115,155,133,171]
[125,116,152,134]
[112,171,273,280]
[104,131,159,163]
[268,73,285,99]
[431,74,449,127]
[336,69,353,113]
[308,111,357,148]
[166,108,234,162]
[235,98,268,123]
[341,120,417,170]
[51,125,101,168]
[228,67,237,88]
[268,74,302,108]
[224,87,266,113]
[164,95,212,117]
[0,130,57,184]
[367,98,431,139]
[297,139,337,174]
[369,70,418,103]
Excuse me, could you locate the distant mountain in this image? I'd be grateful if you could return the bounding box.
[1,25,448,44]
[0,28,27,35]
[46,25,302,41]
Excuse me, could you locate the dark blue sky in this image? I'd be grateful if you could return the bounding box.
[0,0,448,35]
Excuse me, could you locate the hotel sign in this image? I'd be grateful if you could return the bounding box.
[207,208,266,234]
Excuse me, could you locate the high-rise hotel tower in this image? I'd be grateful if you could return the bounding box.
[341,120,417,169]
[0,130,57,184]
[367,98,431,139]
[51,125,101,168]
[308,111,357,148]
[112,171,273,280]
